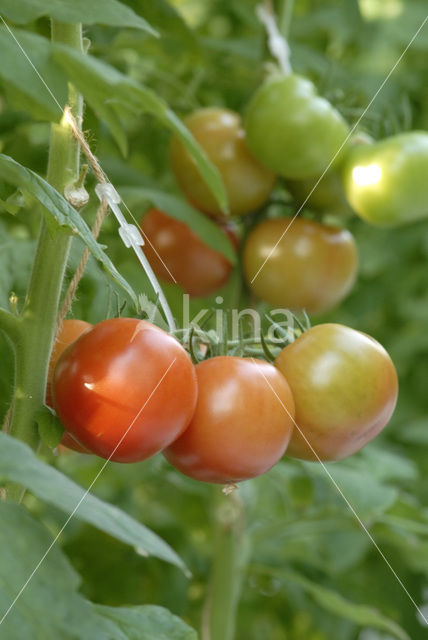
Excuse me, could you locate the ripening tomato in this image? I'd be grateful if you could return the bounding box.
[242,216,358,314]
[164,356,295,483]
[342,131,428,226]
[45,319,93,407]
[245,74,350,179]
[139,208,236,297]
[170,107,276,218]
[53,318,198,463]
[275,324,398,461]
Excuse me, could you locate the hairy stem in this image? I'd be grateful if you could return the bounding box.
[8,21,83,461]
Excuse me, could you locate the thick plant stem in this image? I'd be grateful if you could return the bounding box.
[206,490,245,640]
[8,21,83,459]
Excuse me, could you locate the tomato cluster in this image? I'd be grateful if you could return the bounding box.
[50,318,397,480]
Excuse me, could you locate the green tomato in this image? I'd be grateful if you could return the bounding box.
[342,131,428,226]
[245,74,350,179]
[285,169,352,215]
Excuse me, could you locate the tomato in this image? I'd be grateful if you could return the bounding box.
[245,74,350,179]
[170,107,276,218]
[275,324,398,461]
[164,356,295,483]
[59,432,91,454]
[342,131,428,226]
[242,216,358,314]
[285,169,352,215]
[46,319,93,407]
[53,318,198,463]
[139,208,236,298]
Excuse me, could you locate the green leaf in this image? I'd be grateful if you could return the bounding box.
[0,154,138,309]
[0,433,187,572]
[120,187,236,263]
[95,604,198,640]
[0,0,157,34]
[0,502,125,639]
[52,44,228,213]
[254,565,410,640]
[0,28,67,121]
[35,406,64,448]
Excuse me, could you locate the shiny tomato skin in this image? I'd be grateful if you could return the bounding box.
[170,107,276,218]
[342,131,428,226]
[46,319,93,407]
[245,74,349,179]
[140,208,235,298]
[53,318,198,463]
[275,324,398,461]
[243,217,358,314]
[164,356,295,484]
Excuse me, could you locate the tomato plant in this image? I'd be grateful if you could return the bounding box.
[274,324,398,461]
[342,131,428,226]
[170,107,276,218]
[245,74,350,179]
[53,318,198,463]
[164,356,295,483]
[139,208,236,297]
[243,216,358,314]
[285,169,352,215]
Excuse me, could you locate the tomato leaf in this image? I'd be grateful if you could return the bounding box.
[0,433,187,572]
[120,187,236,263]
[0,0,157,34]
[0,502,126,639]
[94,605,198,640]
[52,44,229,214]
[0,154,139,309]
[0,28,67,121]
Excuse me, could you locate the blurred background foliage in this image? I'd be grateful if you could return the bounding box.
[1,0,428,638]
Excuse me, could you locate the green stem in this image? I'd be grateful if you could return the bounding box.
[206,490,245,640]
[277,0,295,39]
[8,21,83,457]
[0,308,21,344]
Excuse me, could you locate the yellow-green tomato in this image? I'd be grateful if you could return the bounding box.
[275,324,398,461]
[342,131,428,226]
[170,107,276,218]
[243,217,358,314]
[245,74,350,179]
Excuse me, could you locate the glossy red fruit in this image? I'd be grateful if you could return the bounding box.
[140,208,236,297]
[53,318,198,463]
[164,356,295,483]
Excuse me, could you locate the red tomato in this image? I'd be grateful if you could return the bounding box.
[242,216,358,314]
[140,208,236,297]
[53,318,198,463]
[275,324,398,461]
[170,107,276,218]
[46,319,93,407]
[164,356,295,483]
[59,432,91,454]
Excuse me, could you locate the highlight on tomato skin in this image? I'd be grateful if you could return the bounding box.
[170,107,276,218]
[139,208,236,298]
[53,318,198,463]
[274,323,399,462]
[163,355,296,484]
